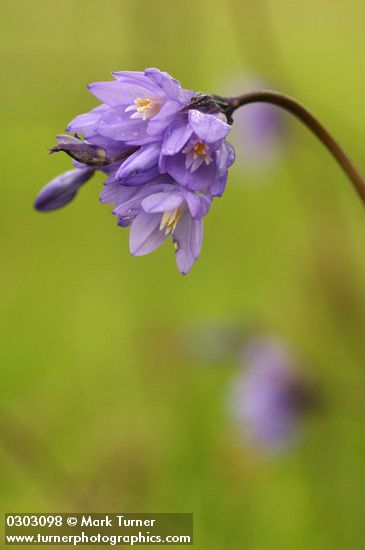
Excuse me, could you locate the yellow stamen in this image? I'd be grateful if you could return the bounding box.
[127,97,162,120]
[160,206,185,235]
[135,98,151,110]
[193,142,207,159]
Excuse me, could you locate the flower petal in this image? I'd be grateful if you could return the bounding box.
[188,110,231,143]
[112,70,145,81]
[141,191,184,213]
[165,153,216,191]
[216,141,236,173]
[67,104,109,133]
[116,143,160,181]
[209,142,236,196]
[183,191,211,219]
[113,182,167,215]
[111,72,160,95]
[210,173,228,197]
[173,212,203,274]
[87,81,135,106]
[144,68,182,100]
[145,101,184,136]
[161,119,193,156]
[98,107,148,142]
[100,179,140,205]
[122,166,160,186]
[130,211,167,255]
[150,99,182,122]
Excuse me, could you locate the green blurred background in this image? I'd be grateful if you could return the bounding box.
[2,0,365,548]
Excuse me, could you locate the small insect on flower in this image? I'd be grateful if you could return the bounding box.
[35,68,235,274]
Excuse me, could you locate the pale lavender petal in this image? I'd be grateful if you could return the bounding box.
[146,115,177,137]
[161,119,193,156]
[67,104,109,133]
[210,173,227,197]
[98,107,147,142]
[122,166,160,185]
[144,68,182,101]
[190,156,205,173]
[112,71,161,95]
[87,81,136,106]
[165,154,216,191]
[141,191,184,213]
[149,99,182,121]
[116,143,160,181]
[112,70,145,81]
[183,191,211,219]
[189,110,230,143]
[145,100,184,135]
[145,68,194,105]
[130,211,167,255]
[216,141,236,174]
[173,212,203,274]
[113,182,167,215]
[100,179,139,205]
[209,142,236,196]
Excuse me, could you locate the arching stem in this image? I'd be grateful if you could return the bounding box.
[225,91,365,206]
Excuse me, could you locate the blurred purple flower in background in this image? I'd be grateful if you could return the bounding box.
[179,320,319,452]
[231,336,316,452]
[35,68,235,273]
[222,74,287,175]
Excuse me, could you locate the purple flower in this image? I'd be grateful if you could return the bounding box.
[101,177,211,274]
[111,106,235,196]
[35,68,237,273]
[231,337,315,452]
[67,69,194,144]
[159,109,235,195]
[34,168,94,212]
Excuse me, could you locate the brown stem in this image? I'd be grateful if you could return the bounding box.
[227,91,365,206]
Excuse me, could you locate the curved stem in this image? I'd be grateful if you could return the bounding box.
[226,91,365,206]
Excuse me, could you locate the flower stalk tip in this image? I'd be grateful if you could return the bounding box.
[223,90,365,206]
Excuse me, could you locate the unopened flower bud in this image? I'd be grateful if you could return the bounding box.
[34,168,94,212]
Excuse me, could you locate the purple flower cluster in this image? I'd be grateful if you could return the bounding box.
[35,68,235,274]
